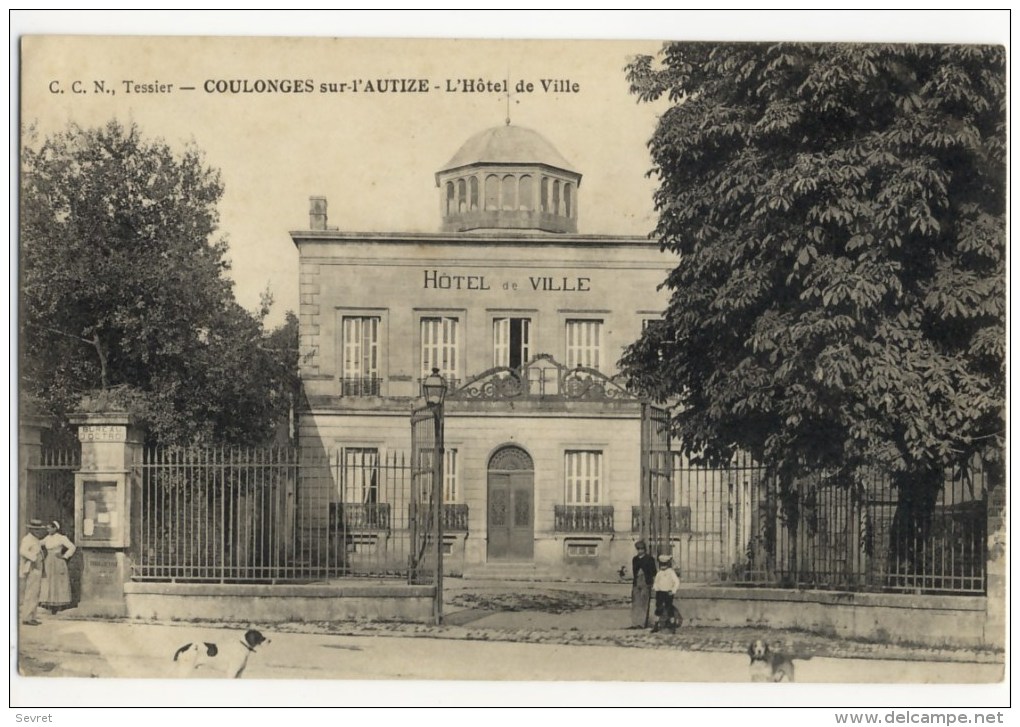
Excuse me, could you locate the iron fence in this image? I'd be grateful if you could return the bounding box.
[672,453,988,595]
[26,448,80,538]
[133,447,428,583]
[128,442,987,594]
[25,447,82,603]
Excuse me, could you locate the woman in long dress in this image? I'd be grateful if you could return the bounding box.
[39,520,76,613]
[630,540,656,628]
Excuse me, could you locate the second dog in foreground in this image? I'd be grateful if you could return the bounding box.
[173,628,269,678]
[747,638,797,682]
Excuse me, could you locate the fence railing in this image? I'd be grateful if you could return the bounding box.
[127,443,987,594]
[670,453,988,595]
[26,447,80,539]
[554,505,614,533]
[132,447,429,583]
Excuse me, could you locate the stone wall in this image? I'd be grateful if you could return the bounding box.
[679,587,994,650]
[124,582,436,623]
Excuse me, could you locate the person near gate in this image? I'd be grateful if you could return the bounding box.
[40,520,77,613]
[630,539,657,628]
[19,518,47,626]
[651,552,681,634]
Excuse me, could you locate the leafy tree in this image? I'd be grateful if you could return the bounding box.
[622,44,1005,573]
[20,120,297,446]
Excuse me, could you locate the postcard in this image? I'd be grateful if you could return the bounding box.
[14,20,1009,714]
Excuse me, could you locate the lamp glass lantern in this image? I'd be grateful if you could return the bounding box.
[423,367,447,406]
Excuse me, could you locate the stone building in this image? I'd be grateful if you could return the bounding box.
[292,124,675,579]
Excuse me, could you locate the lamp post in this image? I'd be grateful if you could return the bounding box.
[421,367,447,625]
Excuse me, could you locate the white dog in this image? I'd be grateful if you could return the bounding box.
[173,628,269,678]
[747,638,797,682]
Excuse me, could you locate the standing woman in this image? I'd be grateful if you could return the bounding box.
[40,521,76,613]
[630,540,657,628]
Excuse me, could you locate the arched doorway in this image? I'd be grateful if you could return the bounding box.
[487,445,534,561]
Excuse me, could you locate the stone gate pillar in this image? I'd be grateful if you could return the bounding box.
[68,411,145,617]
[984,469,1006,650]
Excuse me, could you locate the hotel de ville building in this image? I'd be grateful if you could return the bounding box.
[291,124,680,580]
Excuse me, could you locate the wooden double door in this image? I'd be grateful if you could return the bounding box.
[486,446,534,561]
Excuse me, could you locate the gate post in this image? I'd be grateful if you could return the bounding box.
[68,411,145,617]
[984,464,1006,650]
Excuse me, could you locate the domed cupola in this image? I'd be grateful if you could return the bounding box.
[436,125,581,233]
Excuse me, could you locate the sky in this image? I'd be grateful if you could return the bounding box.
[18,32,668,328]
[13,11,1009,329]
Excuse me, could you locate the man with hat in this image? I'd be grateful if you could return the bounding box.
[651,552,681,634]
[19,518,47,626]
[630,540,657,628]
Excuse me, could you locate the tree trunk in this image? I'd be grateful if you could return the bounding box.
[90,332,109,389]
[888,468,942,589]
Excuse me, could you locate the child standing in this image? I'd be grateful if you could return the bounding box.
[652,553,681,634]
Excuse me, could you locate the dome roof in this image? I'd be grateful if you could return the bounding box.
[438,125,578,174]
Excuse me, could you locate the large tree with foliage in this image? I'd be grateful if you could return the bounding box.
[622,43,1005,558]
[20,120,297,446]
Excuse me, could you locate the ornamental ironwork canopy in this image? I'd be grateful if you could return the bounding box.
[448,354,637,402]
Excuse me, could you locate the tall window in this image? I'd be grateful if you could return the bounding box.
[493,317,531,369]
[565,450,602,505]
[565,319,603,371]
[418,448,459,502]
[421,316,459,382]
[342,447,379,504]
[342,316,380,395]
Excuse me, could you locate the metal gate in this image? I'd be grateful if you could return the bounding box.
[25,447,81,602]
[25,448,79,538]
[639,404,673,557]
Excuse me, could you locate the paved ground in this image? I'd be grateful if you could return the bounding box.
[15,579,1004,686]
[436,579,1004,665]
[15,616,1004,685]
[14,580,1009,710]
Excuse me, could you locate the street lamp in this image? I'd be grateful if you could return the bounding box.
[422,367,447,624]
[422,367,448,407]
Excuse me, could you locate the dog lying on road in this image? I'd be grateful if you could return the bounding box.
[747,638,798,682]
[173,629,269,678]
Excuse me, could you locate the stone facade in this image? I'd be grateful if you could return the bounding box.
[292,125,674,578]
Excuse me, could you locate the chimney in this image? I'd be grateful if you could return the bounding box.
[309,196,328,231]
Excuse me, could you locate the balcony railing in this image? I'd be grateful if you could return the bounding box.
[340,376,382,397]
[554,505,615,533]
[331,502,391,531]
[631,505,692,533]
[444,503,469,531]
[408,503,469,532]
[417,377,461,396]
